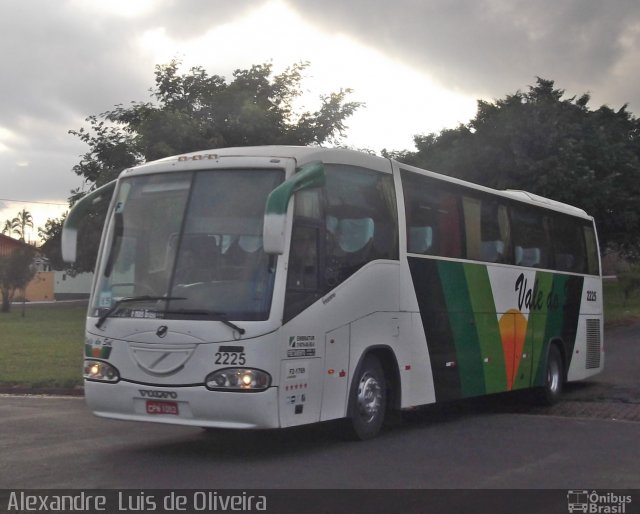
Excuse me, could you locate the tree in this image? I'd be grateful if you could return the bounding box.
[0,245,36,313]
[38,216,66,272]
[69,60,362,191]
[11,209,34,241]
[388,78,640,254]
[2,209,34,241]
[44,60,362,273]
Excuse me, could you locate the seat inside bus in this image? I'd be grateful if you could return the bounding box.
[515,246,541,267]
[408,226,433,253]
[481,240,505,263]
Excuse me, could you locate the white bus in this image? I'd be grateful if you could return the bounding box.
[62,146,603,439]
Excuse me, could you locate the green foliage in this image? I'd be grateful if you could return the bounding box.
[1,219,12,235]
[617,265,640,306]
[75,60,362,180]
[604,279,640,325]
[392,78,640,254]
[48,60,362,273]
[38,216,66,272]
[0,245,37,313]
[68,115,141,196]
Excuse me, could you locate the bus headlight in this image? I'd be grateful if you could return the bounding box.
[84,360,120,382]
[205,368,271,391]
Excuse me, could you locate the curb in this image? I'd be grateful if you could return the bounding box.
[2,389,639,422]
[0,386,84,397]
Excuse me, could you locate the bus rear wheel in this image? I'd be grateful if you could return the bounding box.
[345,355,386,440]
[536,345,564,406]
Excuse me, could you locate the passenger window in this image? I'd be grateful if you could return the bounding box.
[324,165,398,286]
[481,200,510,264]
[284,166,399,322]
[463,196,510,264]
[510,206,551,268]
[287,225,319,291]
[284,189,323,322]
[402,171,463,259]
[293,187,322,220]
[462,197,481,261]
[551,215,587,273]
[583,224,600,275]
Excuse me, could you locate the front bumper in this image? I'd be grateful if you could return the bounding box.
[84,380,280,429]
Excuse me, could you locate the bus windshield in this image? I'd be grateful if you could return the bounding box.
[92,168,284,322]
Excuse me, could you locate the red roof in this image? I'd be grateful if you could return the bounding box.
[0,233,32,257]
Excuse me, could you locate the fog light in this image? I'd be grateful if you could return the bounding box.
[84,359,120,383]
[205,368,271,391]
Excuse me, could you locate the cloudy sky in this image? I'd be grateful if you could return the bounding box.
[2,0,639,242]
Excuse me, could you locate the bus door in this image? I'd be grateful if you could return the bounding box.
[280,188,326,427]
[321,325,350,421]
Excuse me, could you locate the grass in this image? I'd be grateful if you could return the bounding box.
[0,303,86,388]
[0,281,639,389]
[603,279,640,325]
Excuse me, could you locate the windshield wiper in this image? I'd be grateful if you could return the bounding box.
[157,309,246,335]
[95,296,186,329]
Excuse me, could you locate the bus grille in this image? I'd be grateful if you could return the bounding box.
[585,319,601,369]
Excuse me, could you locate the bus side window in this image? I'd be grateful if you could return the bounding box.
[463,196,482,261]
[479,200,510,264]
[284,189,323,322]
[402,171,463,259]
[324,165,398,287]
[551,215,587,273]
[510,206,551,269]
[583,224,600,275]
[287,225,319,290]
[438,193,463,258]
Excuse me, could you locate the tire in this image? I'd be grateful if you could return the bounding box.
[345,355,387,440]
[536,344,564,405]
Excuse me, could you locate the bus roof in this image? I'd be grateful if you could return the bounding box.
[123,146,592,220]
[500,190,590,218]
[126,146,391,174]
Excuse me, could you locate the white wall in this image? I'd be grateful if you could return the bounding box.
[54,271,93,298]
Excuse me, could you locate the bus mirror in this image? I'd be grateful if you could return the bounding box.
[62,180,117,263]
[263,161,325,254]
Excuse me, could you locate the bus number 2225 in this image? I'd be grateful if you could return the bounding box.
[215,352,246,366]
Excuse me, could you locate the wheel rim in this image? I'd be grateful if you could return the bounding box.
[547,355,561,394]
[356,372,382,423]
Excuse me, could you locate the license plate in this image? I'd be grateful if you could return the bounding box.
[146,400,179,416]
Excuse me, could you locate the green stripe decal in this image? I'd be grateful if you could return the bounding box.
[438,261,486,397]
[529,272,556,385]
[532,273,574,385]
[514,271,553,390]
[409,257,585,401]
[464,264,507,394]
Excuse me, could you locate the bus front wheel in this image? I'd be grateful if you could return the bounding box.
[345,355,386,440]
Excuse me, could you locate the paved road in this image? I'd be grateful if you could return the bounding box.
[1,394,639,490]
[0,323,638,491]
[557,321,640,419]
